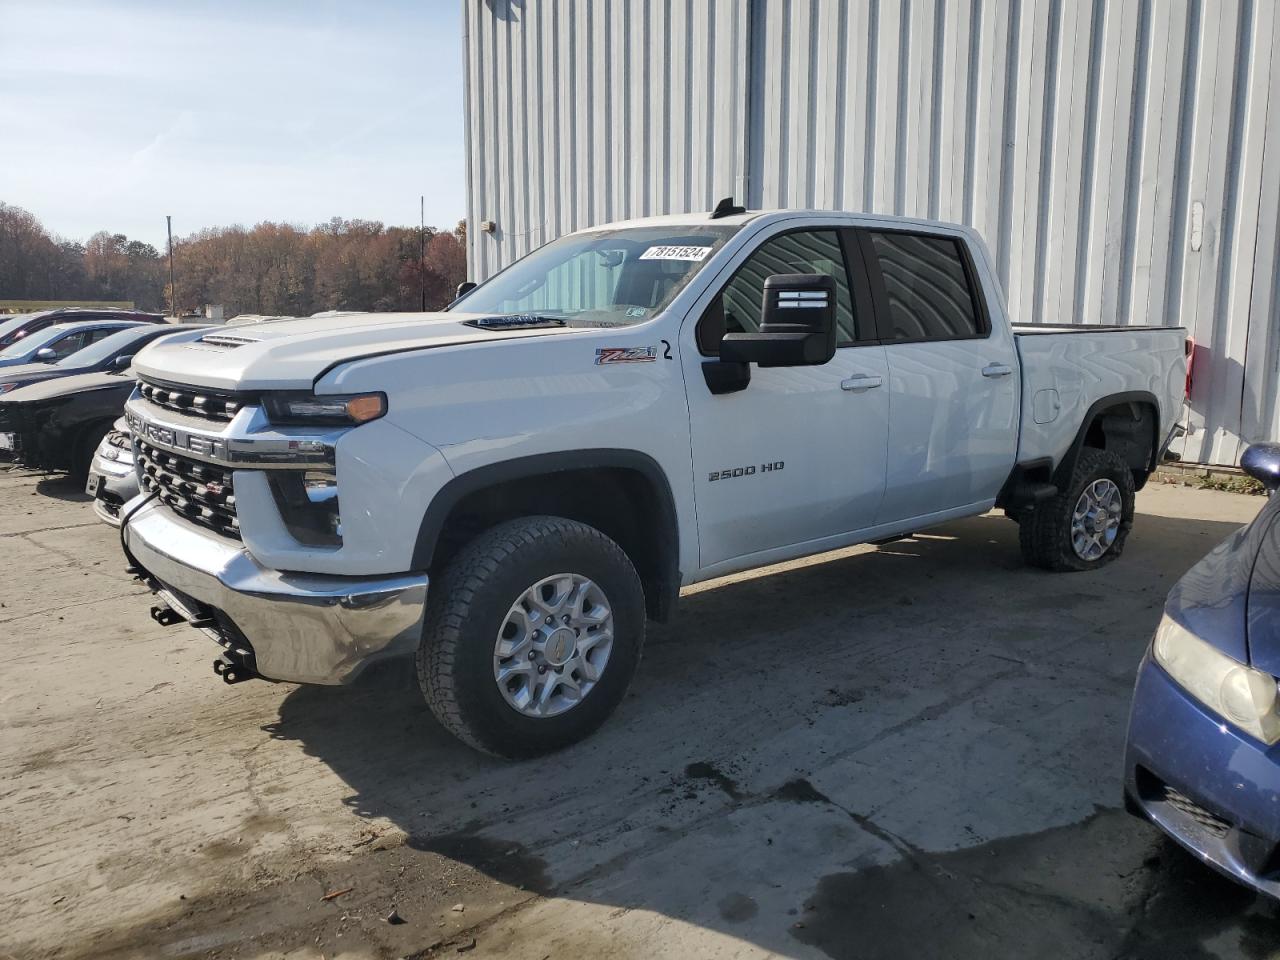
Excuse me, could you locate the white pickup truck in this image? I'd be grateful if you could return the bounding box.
[121,207,1187,756]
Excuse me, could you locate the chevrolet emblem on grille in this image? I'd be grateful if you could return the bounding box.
[127,410,227,461]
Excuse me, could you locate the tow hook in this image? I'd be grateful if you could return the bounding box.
[213,656,256,685]
[150,605,185,627]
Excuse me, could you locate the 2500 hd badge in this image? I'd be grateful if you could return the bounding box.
[709,461,785,482]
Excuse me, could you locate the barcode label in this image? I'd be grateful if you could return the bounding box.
[639,245,713,262]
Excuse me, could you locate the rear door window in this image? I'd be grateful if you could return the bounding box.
[862,232,986,342]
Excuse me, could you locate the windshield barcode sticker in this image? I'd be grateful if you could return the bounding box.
[639,245,713,262]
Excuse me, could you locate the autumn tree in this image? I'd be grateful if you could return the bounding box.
[0,203,469,317]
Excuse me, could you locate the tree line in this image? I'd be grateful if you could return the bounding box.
[0,201,468,317]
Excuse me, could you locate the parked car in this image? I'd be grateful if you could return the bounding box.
[0,308,162,350]
[119,207,1188,756]
[0,320,145,370]
[1124,443,1280,899]
[0,367,139,478]
[88,418,136,525]
[0,323,193,395]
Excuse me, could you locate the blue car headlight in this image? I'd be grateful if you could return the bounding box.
[1153,613,1280,744]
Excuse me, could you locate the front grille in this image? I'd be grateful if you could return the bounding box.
[1163,787,1231,839]
[137,377,251,422]
[136,440,240,539]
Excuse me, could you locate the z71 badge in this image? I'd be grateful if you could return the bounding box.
[596,346,658,365]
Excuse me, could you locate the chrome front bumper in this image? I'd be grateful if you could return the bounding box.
[89,449,139,527]
[123,499,428,684]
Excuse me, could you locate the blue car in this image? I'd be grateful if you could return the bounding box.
[0,320,144,369]
[0,323,197,395]
[1124,442,1280,898]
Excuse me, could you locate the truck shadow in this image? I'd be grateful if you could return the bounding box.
[35,474,91,502]
[264,506,1278,959]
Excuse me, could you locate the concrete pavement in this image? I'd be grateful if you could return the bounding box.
[2,468,1276,959]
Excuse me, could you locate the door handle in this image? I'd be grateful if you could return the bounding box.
[982,362,1013,378]
[841,374,883,392]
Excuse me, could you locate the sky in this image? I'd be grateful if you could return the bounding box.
[0,0,466,249]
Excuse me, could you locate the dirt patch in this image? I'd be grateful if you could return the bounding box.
[409,823,552,895]
[685,761,743,801]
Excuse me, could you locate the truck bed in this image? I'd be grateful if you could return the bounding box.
[1011,323,1188,470]
[1011,323,1186,335]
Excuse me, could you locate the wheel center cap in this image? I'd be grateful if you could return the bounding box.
[1093,512,1110,532]
[544,627,576,666]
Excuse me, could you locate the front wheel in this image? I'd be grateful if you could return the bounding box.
[417,516,646,757]
[1019,447,1136,572]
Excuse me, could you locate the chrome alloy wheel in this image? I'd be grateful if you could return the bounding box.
[1071,478,1123,561]
[493,573,615,718]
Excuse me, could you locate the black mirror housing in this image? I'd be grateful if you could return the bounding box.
[1242,442,1280,492]
[113,354,133,370]
[718,273,838,368]
[455,281,477,300]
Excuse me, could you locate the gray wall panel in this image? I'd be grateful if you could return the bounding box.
[464,0,749,279]
[466,0,1280,465]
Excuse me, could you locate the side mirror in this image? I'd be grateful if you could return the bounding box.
[455,281,477,299]
[719,274,838,368]
[1242,442,1280,493]
[34,347,56,362]
[113,354,133,370]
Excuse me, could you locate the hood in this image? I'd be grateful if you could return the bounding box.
[0,364,77,392]
[1245,500,1280,675]
[132,311,597,391]
[1167,496,1280,667]
[0,362,65,381]
[2,369,129,403]
[0,353,48,369]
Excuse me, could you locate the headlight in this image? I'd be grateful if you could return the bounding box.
[1152,613,1280,744]
[262,392,386,426]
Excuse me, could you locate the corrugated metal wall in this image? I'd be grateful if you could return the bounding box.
[462,0,750,278]
[464,0,1280,465]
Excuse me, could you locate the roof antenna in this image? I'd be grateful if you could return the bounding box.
[710,196,746,219]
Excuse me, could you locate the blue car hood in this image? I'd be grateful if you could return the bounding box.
[1246,499,1280,675]
[0,354,42,369]
[1167,495,1280,666]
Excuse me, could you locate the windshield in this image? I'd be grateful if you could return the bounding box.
[454,225,740,327]
[0,323,66,358]
[0,314,40,346]
[56,325,157,367]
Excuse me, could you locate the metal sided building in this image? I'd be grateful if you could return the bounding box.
[462,0,1280,466]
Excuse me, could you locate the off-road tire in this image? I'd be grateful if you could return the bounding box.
[1019,447,1135,572]
[417,516,646,758]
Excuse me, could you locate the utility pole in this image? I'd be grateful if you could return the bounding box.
[419,195,427,312]
[166,215,177,319]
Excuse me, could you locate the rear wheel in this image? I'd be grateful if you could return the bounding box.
[1019,447,1135,572]
[417,516,646,757]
